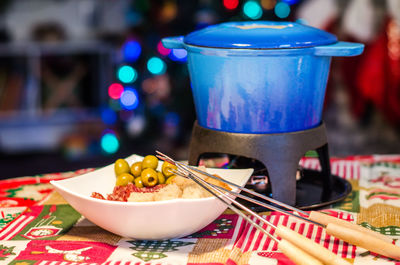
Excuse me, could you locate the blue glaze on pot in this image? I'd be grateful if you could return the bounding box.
[184,21,338,49]
[186,46,331,133]
[162,21,364,133]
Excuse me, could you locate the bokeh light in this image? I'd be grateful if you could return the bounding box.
[117,65,137,83]
[261,0,276,10]
[108,83,124,99]
[281,0,299,5]
[164,112,180,138]
[157,41,171,56]
[101,107,117,125]
[165,112,180,127]
[274,2,291,18]
[168,49,187,62]
[147,57,167,75]
[122,40,142,62]
[223,0,239,10]
[101,132,119,154]
[120,87,139,110]
[127,115,146,136]
[160,1,178,23]
[126,10,142,26]
[296,18,308,25]
[243,1,263,20]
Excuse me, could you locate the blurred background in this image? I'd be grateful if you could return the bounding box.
[0,0,399,178]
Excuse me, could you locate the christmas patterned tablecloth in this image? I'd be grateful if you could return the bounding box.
[0,155,400,265]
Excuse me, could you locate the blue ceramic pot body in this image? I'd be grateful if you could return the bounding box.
[162,21,364,134]
[186,46,331,133]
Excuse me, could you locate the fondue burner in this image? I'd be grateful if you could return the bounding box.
[188,121,352,208]
[162,21,363,208]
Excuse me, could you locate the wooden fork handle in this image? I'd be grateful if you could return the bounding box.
[309,211,392,243]
[326,223,400,261]
[276,225,351,265]
[278,239,324,265]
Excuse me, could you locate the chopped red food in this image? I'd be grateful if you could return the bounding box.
[91,183,167,202]
[107,184,130,201]
[91,192,105,200]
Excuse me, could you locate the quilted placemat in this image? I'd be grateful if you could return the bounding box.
[0,155,399,265]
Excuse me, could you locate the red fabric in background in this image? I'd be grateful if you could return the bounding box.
[327,19,400,127]
[353,19,400,125]
[336,47,368,119]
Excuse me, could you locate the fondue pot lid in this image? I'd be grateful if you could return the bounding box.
[184,21,338,49]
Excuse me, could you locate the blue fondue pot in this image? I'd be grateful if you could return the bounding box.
[162,21,364,133]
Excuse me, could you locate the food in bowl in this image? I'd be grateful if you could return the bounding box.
[113,155,176,188]
[91,155,231,202]
[50,154,254,240]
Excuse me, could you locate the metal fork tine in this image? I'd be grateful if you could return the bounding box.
[156,151,307,215]
[170,165,280,241]
[155,151,319,227]
[156,151,354,265]
[169,168,321,227]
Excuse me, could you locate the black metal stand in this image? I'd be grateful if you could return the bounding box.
[188,121,333,206]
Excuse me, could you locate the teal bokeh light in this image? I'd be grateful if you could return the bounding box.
[243,1,263,20]
[147,57,166,75]
[117,65,137,83]
[274,2,291,18]
[101,133,119,154]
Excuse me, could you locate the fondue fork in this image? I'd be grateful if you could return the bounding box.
[171,167,326,265]
[156,151,400,261]
[157,152,352,265]
[171,164,351,265]
[171,166,345,265]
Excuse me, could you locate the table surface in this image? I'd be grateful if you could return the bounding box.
[1,155,400,265]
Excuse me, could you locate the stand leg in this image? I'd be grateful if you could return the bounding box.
[261,156,301,205]
[188,144,202,166]
[316,144,332,200]
[187,121,331,206]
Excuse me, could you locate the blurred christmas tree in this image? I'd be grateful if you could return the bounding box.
[99,0,300,159]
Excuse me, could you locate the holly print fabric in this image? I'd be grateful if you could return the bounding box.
[0,155,399,265]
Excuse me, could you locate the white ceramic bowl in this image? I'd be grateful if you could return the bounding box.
[50,154,253,240]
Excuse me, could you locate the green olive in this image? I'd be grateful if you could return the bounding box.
[161,161,177,177]
[130,161,142,178]
[141,168,158,187]
[142,155,158,170]
[157,171,166,184]
[165,175,176,185]
[116,173,134,186]
[114,159,130,176]
[134,177,144,188]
